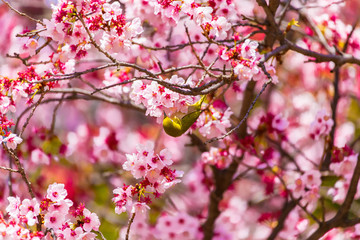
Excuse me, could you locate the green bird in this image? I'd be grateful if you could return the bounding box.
[163,95,206,137]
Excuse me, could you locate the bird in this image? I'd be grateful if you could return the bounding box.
[163,95,206,137]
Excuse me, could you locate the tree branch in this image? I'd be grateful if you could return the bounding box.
[307,153,360,239]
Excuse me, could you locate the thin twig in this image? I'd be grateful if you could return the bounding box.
[50,229,57,240]
[232,167,252,181]
[277,0,292,26]
[14,91,145,136]
[19,91,46,138]
[295,0,345,10]
[206,80,271,143]
[300,11,335,54]
[0,166,19,173]
[185,25,219,79]
[1,0,45,26]
[321,66,340,170]
[266,137,303,172]
[256,0,281,34]
[8,157,13,196]
[49,93,65,135]
[94,230,106,240]
[126,212,136,240]
[3,145,43,231]
[343,17,359,53]
[33,63,117,83]
[286,140,319,167]
[2,144,35,198]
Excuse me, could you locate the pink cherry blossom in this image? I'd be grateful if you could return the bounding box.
[82,208,100,232]
[78,232,97,240]
[44,211,65,229]
[330,153,358,179]
[48,199,73,214]
[46,183,68,202]
[31,149,50,165]
[272,113,289,132]
[3,133,22,150]
[62,227,84,240]
[301,169,322,188]
[194,7,213,25]
[102,2,122,22]
[309,109,334,140]
[6,196,21,218]
[209,17,231,39]
[19,198,40,226]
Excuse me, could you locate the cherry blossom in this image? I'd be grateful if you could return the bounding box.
[113,142,181,215]
[44,210,65,229]
[3,133,22,150]
[309,109,334,140]
[46,183,68,202]
[82,208,100,232]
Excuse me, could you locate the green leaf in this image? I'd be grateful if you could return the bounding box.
[321,175,340,187]
[42,136,62,155]
[347,99,360,137]
[310,198,340,225]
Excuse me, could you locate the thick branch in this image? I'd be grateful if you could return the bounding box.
[321,66,340,170]
[202,80,258,240]
[267,200,297,240]
[307,153,360,240]
[285,39,360,65]
[256,0,283,47]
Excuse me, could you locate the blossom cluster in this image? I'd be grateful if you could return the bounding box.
[201,146,233,169]
[309,109,334,140]
[120,209,203,239]
[102,68,132,96]
[304,11,360,61]
[312,14,351,50]
[195,99,232,139]
[112,142,182,215]
[220,39,278,83]
[153,0,232,39]
[0,67,49,149]
[27,0,144,65]
[328,146,359,203]
[288,169,322,206]
[2,183,100,240]
[153,212,203,239]
[130,75,198,121]
[219,39,261,80]
[256,112,289,137]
